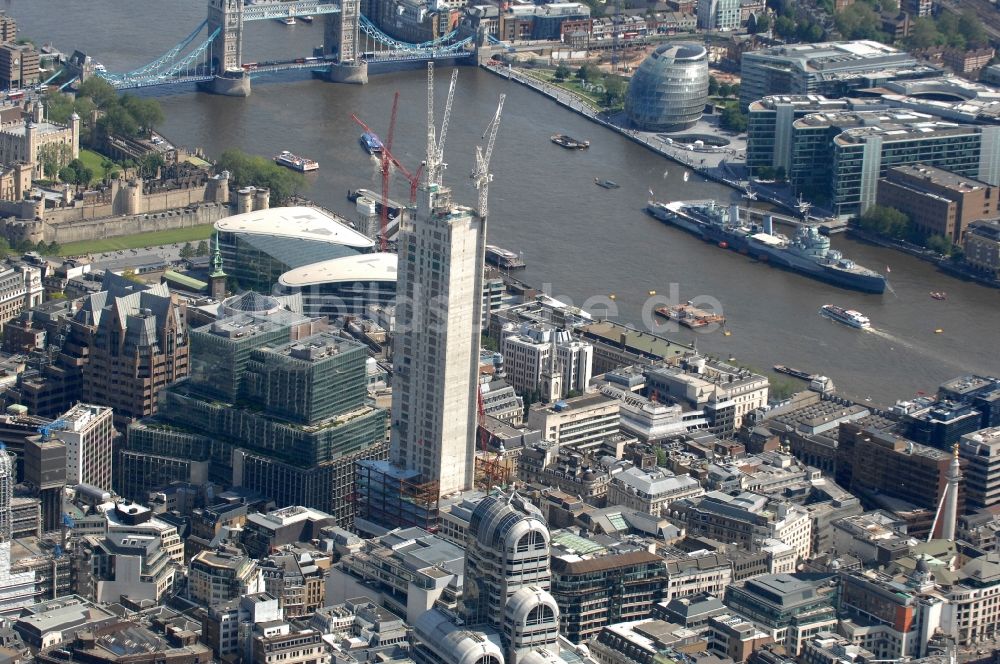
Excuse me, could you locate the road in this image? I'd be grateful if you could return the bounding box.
[937,0,1000,41]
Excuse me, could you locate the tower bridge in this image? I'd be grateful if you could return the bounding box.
[76,0,479,96]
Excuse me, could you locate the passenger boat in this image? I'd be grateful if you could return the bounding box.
[361,131,384,154]
[595,178,620,189]
[485,245,526,270]
[277,16,296,25]
[300,15,314,23]
[551,134,590,149]
[820,304,870,329]
[774,365,815,381]
[274,150,319,172]
[654,302,725,329]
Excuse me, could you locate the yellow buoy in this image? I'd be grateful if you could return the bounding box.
[723,330,732,336]
[934,328,944,334]
[648,290,656,296]
[609,294,616,300]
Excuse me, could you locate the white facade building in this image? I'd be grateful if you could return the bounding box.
[55,403,114,493]
[697,0,741,30]
[500,323,594,399]
[608,467,705,516]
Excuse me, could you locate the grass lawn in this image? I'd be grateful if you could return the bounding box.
[77,149,120,184]
[526,69,604,108]
[58,224,216,257]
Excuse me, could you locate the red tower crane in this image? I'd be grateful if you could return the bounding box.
[351,93,423,252]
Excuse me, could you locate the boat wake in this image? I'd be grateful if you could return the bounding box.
[864,326,915,350]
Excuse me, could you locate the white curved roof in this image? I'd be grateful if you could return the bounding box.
[214,206,374,248]
[278,252,397,287]
[413,609,503,664]
[505,586,560,624]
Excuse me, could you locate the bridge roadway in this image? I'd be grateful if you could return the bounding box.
[241,0,340,21]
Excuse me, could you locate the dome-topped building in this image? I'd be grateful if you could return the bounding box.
[625,43,709,132]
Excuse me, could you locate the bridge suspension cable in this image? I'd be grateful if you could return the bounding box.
[358,15,459,50]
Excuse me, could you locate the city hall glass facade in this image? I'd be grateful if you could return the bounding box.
[625,43,709,132]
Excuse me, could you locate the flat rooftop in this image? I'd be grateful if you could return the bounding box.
[890,163,993,192]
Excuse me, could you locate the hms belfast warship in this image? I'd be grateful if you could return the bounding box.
[647,200,887,293]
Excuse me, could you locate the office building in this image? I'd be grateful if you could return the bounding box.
[739,41,929,111]
[0,260,42,332]
[0,13,17,42]
[412,491,564,664]
[500,323,593,400]
[214,206,374,293]
[52,404,113,493]
[746,95,856,178]
[724,574,838,655]
[837,423,960,538]
[337,526,465,625]
[32,620,212,664]
[708,613,774,663]
[80,273,190,426]
[697,0,740,29]
[388,167,486,501]
[904,400,983,449]
[646,359,768,432]
[959,427,1000,510]
[0,43,38,93]
[243,505,336,558]
[102,500,185,566]
[260,547,328,618]
[802,109,1000,217]
[75,531,177,604]
[963,220,1000,280]
[124,314,387,526]
[526,393,620,452]
[938,374,1000,429]
[253,628,330,664]
[838,567,944,659]
[550,543,669,644]
[877,164,999,244]
[188,547,264,606]
[23,435,66,533]
[607,466,704,516]
[669,491,813,562]
[590,619,710,664]
[203,592,282,661]
[626,43,710,131]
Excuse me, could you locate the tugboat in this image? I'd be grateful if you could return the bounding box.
[274,151,319,172]
[551,134,590,149]
[595,178,620,189]
[820,304,870,329]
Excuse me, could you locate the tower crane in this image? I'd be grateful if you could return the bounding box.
[471,94,506,220]
[351,93,423,251]
[424,63,459,190]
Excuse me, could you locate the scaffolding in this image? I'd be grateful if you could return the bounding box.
[355,461,441,532]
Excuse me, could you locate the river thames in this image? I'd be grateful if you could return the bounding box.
[10,0,1000,402]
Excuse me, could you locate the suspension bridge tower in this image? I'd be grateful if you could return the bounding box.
[205,0,252,96]
[323,0,368,84]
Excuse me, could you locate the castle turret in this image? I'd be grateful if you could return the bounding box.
[253,187,270,211]
[236,187,254,214]
[24,118,36,178]
[126,179,143,216]
[208,170,231,205]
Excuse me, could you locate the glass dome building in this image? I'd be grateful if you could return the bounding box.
[625,43,709,132]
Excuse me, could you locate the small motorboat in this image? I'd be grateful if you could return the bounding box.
[595,178,620,189]
[930,291,947,300]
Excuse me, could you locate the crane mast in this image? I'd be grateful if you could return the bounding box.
[472,94,506,220]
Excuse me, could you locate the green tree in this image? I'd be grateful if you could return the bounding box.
[719,102,747,132]
[196,240,209,256]
[601,74,627,107]
[38,143,72,179]
[718,83,733,98]
[0,236,11,258]
[121,95,164,135]
[836,3,886,41]
[958,9,988,48]
[34,241,49,254]
[857,205,910,239]
[47,241,60,255]
[215,148,305,204]
[179,242,195,259]
[76,77,118,108]
[926,234,954,256]
[655,447,668,467]
[774,15,796,38]
[907,17,941,49]
[756,13,771,33]
[747,13,759,34]
[554,63,571,80]
[99,104,139,138]
[576,63,601,82]
[774,165,787,182]
[139,152,165,178]
[59,158,94,185]
[708,75,720,96]
[44,91,76,125]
